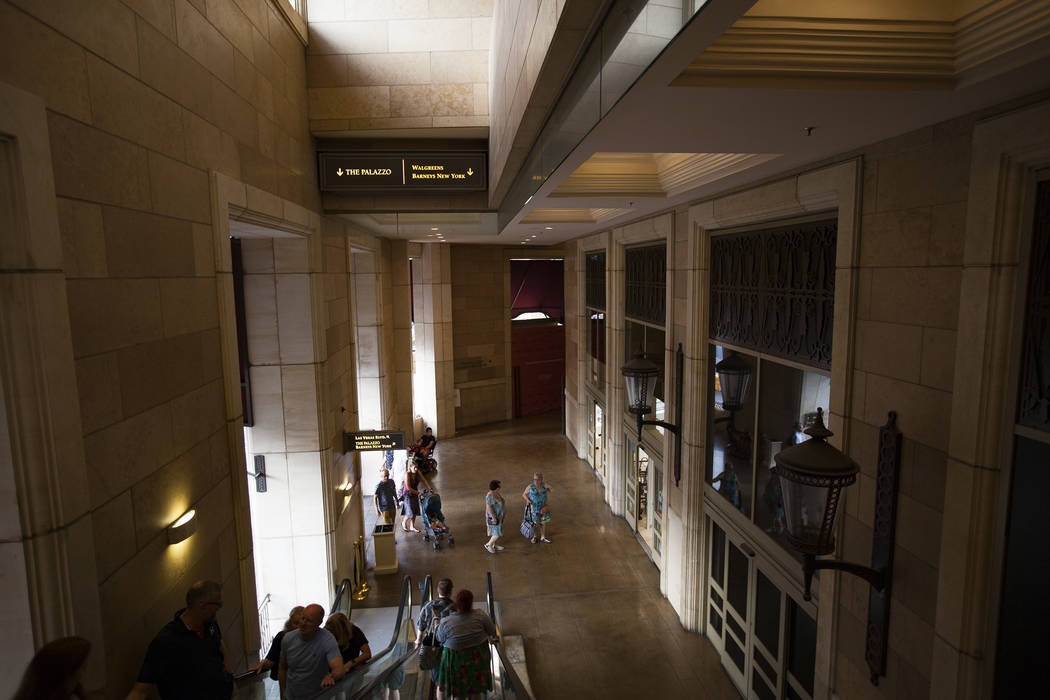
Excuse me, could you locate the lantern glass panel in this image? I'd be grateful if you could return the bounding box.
[625,371,658,414]
[780,478,836,555]
[719,368,752,411]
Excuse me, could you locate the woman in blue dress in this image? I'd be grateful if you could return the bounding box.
[484,480,505,553]
[522,472,553,543]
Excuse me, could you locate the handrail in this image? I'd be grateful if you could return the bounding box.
[350,575,433,700]
[331,577,354,616]
[486,571,534,700]
[306,575,414,700]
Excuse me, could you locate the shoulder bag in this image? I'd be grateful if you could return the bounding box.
[418,631,442,670]
[520,504,536,539]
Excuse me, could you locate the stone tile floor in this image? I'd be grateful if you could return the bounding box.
[355,412,739,700]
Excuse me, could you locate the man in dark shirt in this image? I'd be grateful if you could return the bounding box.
[374,468,399,525]
[126,580,233,700]
[418,427,437,453]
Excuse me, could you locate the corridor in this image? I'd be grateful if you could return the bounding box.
[357,412,739,699]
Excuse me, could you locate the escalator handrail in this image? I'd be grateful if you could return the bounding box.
[304,574,414,700]
[486,570,535,700]
[331,577,354,616]
[349,575,433,700]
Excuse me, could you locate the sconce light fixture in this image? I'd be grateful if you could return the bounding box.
[167,509,198,545]
[714,351,753,435]
[248,455,267,493]
[772,409,901,685]
[621,343,683,486]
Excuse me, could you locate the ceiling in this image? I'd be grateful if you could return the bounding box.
[342,0,1050,246]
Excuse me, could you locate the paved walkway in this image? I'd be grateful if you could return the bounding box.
[356,412,739,699]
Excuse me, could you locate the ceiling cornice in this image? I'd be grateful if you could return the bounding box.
[672,0,1050,90]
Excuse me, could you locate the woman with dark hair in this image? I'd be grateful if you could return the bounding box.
[484,479,505,553]
[401,460,436,532]
[14,636,91,700]
[252,605,304,679]
[434,589,498,700]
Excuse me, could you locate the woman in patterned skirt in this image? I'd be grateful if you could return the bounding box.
[434,589,498,700]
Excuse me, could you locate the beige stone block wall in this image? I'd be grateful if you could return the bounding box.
[832,120,971,700]
[451,244,508,428]
[0,0,324,693]
[306,1,493,134]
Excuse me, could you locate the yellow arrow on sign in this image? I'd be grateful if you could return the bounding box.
[337,168,344,176]
[467,168,473,176]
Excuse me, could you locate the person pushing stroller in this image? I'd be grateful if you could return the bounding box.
[420,490,454,550]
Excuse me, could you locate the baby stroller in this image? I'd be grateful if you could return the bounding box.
[408,442,438,475]
[420,490,453,550]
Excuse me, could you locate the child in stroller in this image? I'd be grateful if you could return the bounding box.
[408,442,437,475]
[420,490,454,550]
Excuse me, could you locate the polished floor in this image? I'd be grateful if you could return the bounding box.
[357,412,739,700]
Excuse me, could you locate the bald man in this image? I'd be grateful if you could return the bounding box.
[279,604,344,700]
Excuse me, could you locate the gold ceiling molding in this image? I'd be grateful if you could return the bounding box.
[672,0,1050,90]
[365,212,483,226]
[520,208,633,224]
[548,152,781,198]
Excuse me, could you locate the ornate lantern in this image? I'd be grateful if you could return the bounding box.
[715,351,753,411]
[621,351,659,416]
[620,346,684,486]
[771,408,858,556]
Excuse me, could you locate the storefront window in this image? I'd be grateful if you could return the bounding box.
[705,217,836,560]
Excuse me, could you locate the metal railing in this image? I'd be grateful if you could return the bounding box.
[486,572,534,700]
[257,593,272,653]
[307,575,416,700]
[349,575,433,700]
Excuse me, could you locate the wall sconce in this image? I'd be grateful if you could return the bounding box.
[772,409,901,685]
[167,509,198,545]
[248,455,267,493]
[621,343,683,486]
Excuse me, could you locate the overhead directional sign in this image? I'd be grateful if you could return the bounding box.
[319,151,486,192]
[343,430,406,452]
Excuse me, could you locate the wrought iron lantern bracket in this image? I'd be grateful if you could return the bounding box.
[625,344,684,487]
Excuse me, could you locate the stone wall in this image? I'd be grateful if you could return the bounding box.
[306,0,492,134]
[451,244,508,428]
[0,0,324,693]
[832,117,969,700]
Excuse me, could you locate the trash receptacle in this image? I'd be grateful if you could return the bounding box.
[373,524,398,575]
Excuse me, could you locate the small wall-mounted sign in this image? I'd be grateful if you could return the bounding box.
[343,430,406,452]
[319,152,486,192]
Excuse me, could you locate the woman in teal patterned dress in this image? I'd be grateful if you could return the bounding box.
[522,472,553,543]
[483,480,505,554]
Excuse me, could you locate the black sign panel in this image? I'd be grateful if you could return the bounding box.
[343,430,406,452]
[319,152,486,192]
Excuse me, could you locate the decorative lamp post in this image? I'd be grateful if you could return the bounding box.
[621,344,683,485]
[715,352,753,434]
[772,408,903,686]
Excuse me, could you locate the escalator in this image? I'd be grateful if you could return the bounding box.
[237,572,533,699]
[350,572,533,700]
[234,576,364,699]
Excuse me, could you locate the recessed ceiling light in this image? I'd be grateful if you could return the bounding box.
[431,227,439,231]
[544,226,553,230]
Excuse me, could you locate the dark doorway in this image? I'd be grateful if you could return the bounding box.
[510,259,565,417]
